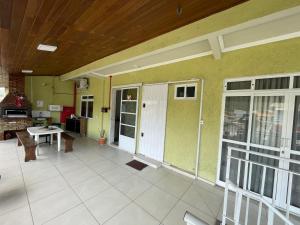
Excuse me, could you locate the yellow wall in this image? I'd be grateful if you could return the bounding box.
[75,77,106,140]
[61,0,300,81]
[85,37,300,183]
[164,83,200,172]
[57,1,300,183]
[25,76,74,123]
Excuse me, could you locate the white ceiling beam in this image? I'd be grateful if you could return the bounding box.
[208,36,222,60]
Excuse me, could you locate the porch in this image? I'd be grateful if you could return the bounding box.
[0,137,222,225]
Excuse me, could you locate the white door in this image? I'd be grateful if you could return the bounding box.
[119,88,138,153]
[139,84,168,161]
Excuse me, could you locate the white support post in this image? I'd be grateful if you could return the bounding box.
[257,166,266,225]
[268,208,274,225]
[222,147,232,225]
[208,36,222,60]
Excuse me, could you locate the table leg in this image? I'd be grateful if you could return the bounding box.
[50,134,53,144]
[57,132,61,152]
[35,135,39,156]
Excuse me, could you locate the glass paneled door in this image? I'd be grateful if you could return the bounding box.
[219,92,300,212]
[119,88,138,153]
[249,94,288,205]
[285,94,300,212]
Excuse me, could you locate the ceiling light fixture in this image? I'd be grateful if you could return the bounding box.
[22,70,33,73]
[37,44,57,52]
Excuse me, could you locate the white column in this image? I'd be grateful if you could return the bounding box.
[57,132,61,152]
[50,134,53,144]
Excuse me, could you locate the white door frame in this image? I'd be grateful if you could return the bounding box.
[109,86,140,154]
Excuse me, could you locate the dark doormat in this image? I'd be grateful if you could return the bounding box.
[126,160,148,171]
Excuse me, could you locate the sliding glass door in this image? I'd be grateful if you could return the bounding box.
[286,94,300,210]
[218,75,300,214]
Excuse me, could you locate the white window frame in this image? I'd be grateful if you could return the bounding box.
[80,95,94,118]
[174,83,197,100]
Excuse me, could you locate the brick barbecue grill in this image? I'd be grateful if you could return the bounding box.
[0,92,32,140]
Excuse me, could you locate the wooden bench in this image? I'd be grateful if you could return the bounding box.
[16,131,37,162]
[61,132,75,153]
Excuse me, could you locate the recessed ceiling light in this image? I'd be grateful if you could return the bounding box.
[22,70,33,73]
[37,44,57,52]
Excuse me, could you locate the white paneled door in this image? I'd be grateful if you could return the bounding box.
[139,84,168,162]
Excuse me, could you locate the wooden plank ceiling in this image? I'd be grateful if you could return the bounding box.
[0,0,247,76]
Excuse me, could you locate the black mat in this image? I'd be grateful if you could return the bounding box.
[126,160,148,171]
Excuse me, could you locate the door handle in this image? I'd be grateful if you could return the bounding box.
[143,103,146,108]
[141,132,144,137]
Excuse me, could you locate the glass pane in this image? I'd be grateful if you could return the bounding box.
[251,96,284,148]
[223,96,250,142]
[255,77,289,90]
[87,96,94,99]
[82,96,88,99]
[290,154,300,208]
[227,81,252,90]
[291,96,300,151]
[219,142,246,186]
[176,86,185,98]
[81,101,86,117]
[249,147,279,198]
[120,125,135,138]
[293,76,300,88]
[186,86,196,98]
[121,101,136,113]
[87,102,93,118]
[122,88,137,100]
[121,113,135,126]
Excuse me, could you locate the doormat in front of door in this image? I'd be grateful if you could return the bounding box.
[126,160,148,171]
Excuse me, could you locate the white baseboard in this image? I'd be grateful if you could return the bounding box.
[196,176,215,186]
[162,163,195,179]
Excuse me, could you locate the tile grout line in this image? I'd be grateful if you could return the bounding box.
[156,178,194,224]
[15,141,36,225]
[72,147,162,224]
[48,155,102,225]
[72,149,136,224]
[91,147,200,224]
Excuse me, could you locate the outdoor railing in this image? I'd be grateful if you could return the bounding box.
[222,146,300,225]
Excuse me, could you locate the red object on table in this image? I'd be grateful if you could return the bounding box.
[60,106,75,123]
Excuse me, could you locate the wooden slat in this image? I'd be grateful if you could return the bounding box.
[1,0,247,76]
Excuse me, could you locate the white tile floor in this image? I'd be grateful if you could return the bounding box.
[1,137,299,225]
[0,137,222,225]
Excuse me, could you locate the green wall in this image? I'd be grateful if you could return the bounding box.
[25,76,74,123]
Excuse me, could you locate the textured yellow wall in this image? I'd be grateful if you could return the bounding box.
[25,76,74,123]
[95,37,300,182]
[75,77,106,140]
[164,83,200,173]
[59,1,300,182]
[61,0,300,81]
